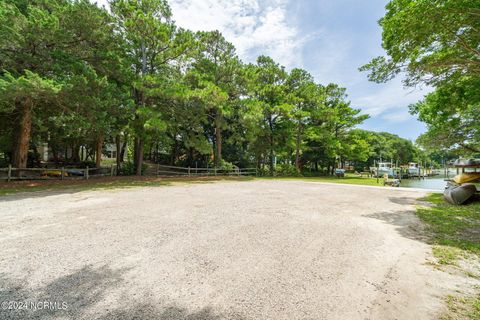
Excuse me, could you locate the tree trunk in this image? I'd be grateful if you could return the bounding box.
[137,139,144,175]
[11,99,33,169]
[268,115,274,176]
[134,136,144,176]
[188,147,194,167]
[95,134,103,168]
[71,143,80,163]
[132,40,148,177]
[214,112,222,167]
[115,134,121,174]
[269,145,274,176]
[119,135,127,164]
[295,123,303,173]
[170,138,178,166]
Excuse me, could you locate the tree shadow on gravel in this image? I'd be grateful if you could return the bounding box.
[0,265,246,320]
[0,265,126,320]
[388,196,418,206]
[363,208,431,244]
[97,304,246,320]
[0,188,95,203]
[362,195,432,244]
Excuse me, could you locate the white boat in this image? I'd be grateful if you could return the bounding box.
[407,162,421,176]
[372,162,394,177]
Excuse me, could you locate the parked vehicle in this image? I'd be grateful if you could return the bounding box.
[335,168,345,177]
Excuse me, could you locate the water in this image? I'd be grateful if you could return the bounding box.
[399,175,449,191]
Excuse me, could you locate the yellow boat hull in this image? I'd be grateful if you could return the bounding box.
[453,172,480,184]
[42,170,69,177]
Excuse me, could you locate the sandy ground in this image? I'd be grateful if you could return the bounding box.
[0,180,473,319]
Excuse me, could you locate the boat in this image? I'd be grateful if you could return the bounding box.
[42,170,68,177]
[66,169,85,176]
[372,162,394,178]
[407,162,421,176]
[444,183,477,205]
[453,172,480,184]
[454,159,480,167]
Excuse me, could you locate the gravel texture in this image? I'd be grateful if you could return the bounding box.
[0,180,469,319]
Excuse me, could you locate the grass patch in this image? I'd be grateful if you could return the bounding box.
[257,174,384,187]
[0,176,253,197]
[442,294,480,320]
[0,174,387,197]
[432,245,466,265]
[419,193,480,320]
[417,193,480,257]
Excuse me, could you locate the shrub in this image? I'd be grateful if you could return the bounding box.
[276,164,301,176]
[118,161,147,175]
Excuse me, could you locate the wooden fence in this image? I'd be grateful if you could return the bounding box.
[153,164,257,177]
[0,164,257,181]
[0,165,115,181]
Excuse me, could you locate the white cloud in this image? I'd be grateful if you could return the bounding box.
[93,0,309,67]
[351,78,432,119]
[169,0,309,68]
[381,110,412,122]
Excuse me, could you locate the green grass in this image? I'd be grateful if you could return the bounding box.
[432,245,466,265]
[442,294,480,320]
[0,176,253,196]
[0,179,169,196]
[417,193,480,257]
[257,174,384,187]
[0,174,385,197]
[418,194,480,320]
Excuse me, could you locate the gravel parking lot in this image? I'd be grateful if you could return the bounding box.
[0,180,467,319]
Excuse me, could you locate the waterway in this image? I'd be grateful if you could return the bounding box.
[399,176,448,191]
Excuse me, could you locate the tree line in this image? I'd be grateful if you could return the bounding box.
[0,0,425,176]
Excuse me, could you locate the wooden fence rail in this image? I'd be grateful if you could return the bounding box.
[0,165,116,181]
[154,164,257,177]
[1,163,257,181]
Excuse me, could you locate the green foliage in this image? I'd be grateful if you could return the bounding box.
[0,71,62,109]
[361,0,480,86]
[118,161,147,175]
[411,77,480,155]
[0,0,423,176]
[362,0,479,157]
[275,164,300,176]
[217,159,236,171]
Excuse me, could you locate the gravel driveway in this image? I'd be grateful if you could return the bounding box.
[0,180,464,319]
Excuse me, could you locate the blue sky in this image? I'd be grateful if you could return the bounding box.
[97,0,431,140]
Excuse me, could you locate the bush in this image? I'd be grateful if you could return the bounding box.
[218,160,237,171]
[118,161,147,175]
[256,164,301,176]
[276,164,301,176]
